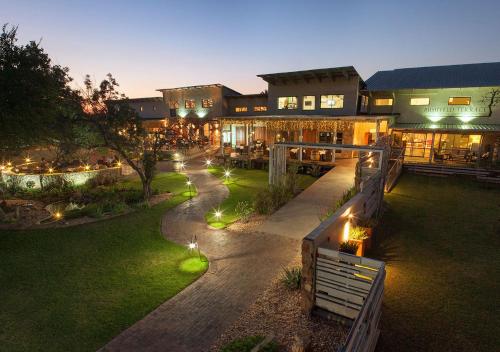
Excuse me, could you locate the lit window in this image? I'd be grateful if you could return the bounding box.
[375,98,393,106]
[278,97,298,109]
[140,106,144,112]
[202,99,213,108]
[360,95,369,112]
[254,106,267,112]
[320,95,344,109]
[448,97,471,105]
[170,101,179,109]
[410,97,430,106]
[153,105,157,111]
[185,99,196,109]
[235,106,248,112]
[303,96,315,110]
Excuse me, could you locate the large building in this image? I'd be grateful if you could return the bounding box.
[127,62,500,166]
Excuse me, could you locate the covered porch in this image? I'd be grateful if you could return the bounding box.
[392,124,500,167]
[218,116,389,169]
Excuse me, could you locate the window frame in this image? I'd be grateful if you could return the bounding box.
[253,106,267,112]
[185,99,196,109]
[277,96,298,110]
[410,97,430,106]
[448,97,471,106]
[302,95,316,110]
[201,98,213,108]
[320,94,344,109]
[374,98,394,106]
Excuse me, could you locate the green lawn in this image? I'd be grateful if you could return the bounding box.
[370,174,500,352]
[205,166,316,228]
[0,172,207,352]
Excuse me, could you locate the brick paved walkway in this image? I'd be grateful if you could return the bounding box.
[101,158,300,352]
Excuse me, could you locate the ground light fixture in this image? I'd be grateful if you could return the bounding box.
[54,212,62,220]
[214,208,223,221]
[223,169,232,180]
[205,159,212,167]
[178,161,186,172]
[187,235,203,260]
[186,179,193,199]
[48,167,54,173]
[84,165,91,171]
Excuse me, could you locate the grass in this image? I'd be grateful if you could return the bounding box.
[370,174,500,352]
[0,172,207,352]
[205,166,316,228]
[116,172,196,198]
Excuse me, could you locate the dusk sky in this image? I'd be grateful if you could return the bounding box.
[2,0,500,97]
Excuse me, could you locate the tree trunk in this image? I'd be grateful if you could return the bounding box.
[142,178,153,204]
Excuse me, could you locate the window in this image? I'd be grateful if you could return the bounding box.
[140,106,144,112]
[170,100,179,109]
[303,96,315,110]
[360,95,369,112]
[202,98,213,108]
[319,132,332,143]
[254,106,267,112]
[410,97,430,106]
[235,106,248,112]
[374,98,393,106]
[278,97,298,109]
[185,99,195,109]
[153,105,157,111]
[320,95,344,109]
[448,97,471,105]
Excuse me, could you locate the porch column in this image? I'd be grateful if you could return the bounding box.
[375,120,381,142]
[299,129,303,162]
[245,124,249,146]
[332,122,337,162]
[220,121,224,156]
[429,133,435,164]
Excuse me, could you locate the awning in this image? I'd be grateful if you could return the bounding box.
[391,123,500,132]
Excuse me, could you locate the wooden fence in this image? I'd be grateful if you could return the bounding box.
[316,248,385,352]
[385,147,404,192]
[301,170,386,352]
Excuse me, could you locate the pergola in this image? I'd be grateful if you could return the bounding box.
[268,142,386,185]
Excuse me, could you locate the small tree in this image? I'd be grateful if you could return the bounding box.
[80,74,166,201]
[480,88,500,117]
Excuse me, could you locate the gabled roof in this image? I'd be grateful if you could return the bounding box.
[156,84,241,96]
[366,62,500,90]
[258,66,360,84]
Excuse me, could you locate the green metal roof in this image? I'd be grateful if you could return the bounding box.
[392,123,500,132]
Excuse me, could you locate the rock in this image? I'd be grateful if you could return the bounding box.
[291,333,312,352]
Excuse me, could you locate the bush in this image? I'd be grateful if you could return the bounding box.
[235,200,254,223]
[84,203,104,218]
[86,171,118,187]
[254,183,293,215]
[349,226,368,240]
[281,266,302,290]
[339,241,359,255]
[221,335,278,352]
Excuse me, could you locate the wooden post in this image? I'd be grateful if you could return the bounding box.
[332,122,337,162]
[429,132,435,164]
[375,120,381,142]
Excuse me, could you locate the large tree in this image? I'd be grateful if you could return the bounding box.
[80,74,166,201]
[0,24,79,157]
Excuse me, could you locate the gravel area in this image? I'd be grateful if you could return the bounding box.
[211,258,349,352]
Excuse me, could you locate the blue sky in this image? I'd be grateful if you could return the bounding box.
[2,0,500,97]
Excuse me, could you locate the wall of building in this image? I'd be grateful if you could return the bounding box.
[266,76,361,116]
[226,95,268,116]
[127,98,168,120]
[160,85,240,121]
[369,86,500,126]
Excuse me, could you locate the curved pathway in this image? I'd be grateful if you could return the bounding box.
[101,158,300,352]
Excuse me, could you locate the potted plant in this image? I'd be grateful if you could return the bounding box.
[349,226,370,256]
[338,240,359,255]
[356,217,378,248]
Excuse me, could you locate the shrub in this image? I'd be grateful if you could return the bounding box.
[235,200,253,223]
[84,203,104,218]
[339,241,359,255]
[349,226,369,240]
[86,171,118,188]
[281,266,302,290]
[25,180,35,189]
